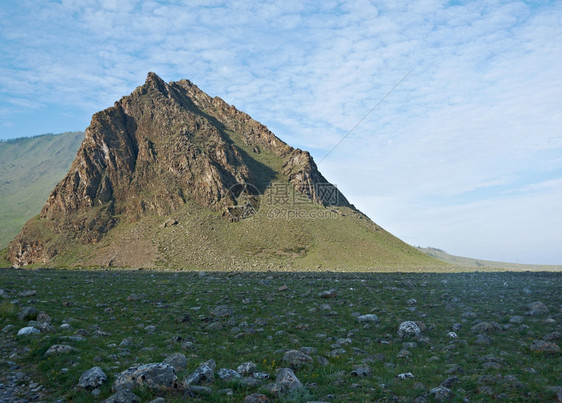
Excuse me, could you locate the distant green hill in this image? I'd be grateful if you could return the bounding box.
[416,247,562,271]
[0,132,83,249]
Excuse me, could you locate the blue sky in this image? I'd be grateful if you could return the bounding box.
[1,0,561,265]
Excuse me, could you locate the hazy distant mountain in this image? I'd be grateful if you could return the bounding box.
[6,73,441,270]
[0,132,83,250]
[416,247,561,271]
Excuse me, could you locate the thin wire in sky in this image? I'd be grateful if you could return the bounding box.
[317,67,415,165]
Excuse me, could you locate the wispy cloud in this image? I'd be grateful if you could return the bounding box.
[0,0,561,263]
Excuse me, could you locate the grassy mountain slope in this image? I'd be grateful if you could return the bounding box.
[35,196,445,271]
[0,132,83,249]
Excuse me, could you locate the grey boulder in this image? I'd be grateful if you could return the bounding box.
[113,363,178,392]
[276,368,303,391]
[78,366,108,389]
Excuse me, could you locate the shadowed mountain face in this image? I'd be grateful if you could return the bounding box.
[8,73,361,267]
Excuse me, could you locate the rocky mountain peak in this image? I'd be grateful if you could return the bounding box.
[7,73,351,267]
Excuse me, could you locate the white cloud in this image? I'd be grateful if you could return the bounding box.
[0,0,561,263]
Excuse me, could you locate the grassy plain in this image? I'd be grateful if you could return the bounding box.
[1,268,560,402]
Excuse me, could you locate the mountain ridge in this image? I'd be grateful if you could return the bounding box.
[6,73,440,270]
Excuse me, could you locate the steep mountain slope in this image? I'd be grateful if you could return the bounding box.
[0,132,83,249]
[6,73,442,270]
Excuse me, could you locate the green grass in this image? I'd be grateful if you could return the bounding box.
[0,269,560,402]
[0,300,17,319]
[83,192,445,270]
[0,132,83,249]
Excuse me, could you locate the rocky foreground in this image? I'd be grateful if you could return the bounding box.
[0,269,560,402]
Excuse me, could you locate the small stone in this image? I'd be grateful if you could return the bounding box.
[45,344,74,355]
[163,352,188,369]
[113,363,178,391]
[184,364,214,385]
[462,311,476,319]
[396,372,414,380]
[299,346,317,355]
[202,358,216,370]
[398,321,421,339]
[102,389,140,403]
[406,298,417,305]
[244,393,270,402]
[351,364,372,377]
[36,312,51,324]
[218,368,241,381]
[283,349,313,370]
[78,367,108,390]
[471,321,501,333]
[527,301,549,315]
[529,340,560,353]
[188,385,213,395]
[447,332,458,338]
[160,218,178,228]
[17,326,40,336]
[38,322,54,332]
[252,372,270,380]
[237,361,257,375]
[543,331,560,341]
[319,289,337,298]
[240,376,263,388]
[440,376,459,388]
[357,314,379,323]
[211,305,234,317]
[475,334,492,345]
[276,368,303,390]
[176,313,191,323]
[446,364,463,375]
[262,382,282,397]
[206,321,223,331]
[509,315,524,324]
[482,361,502,370]
[430,386,452,402]
[18,307,39,321]
[327,348,346,358]
[278,285,289,292]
